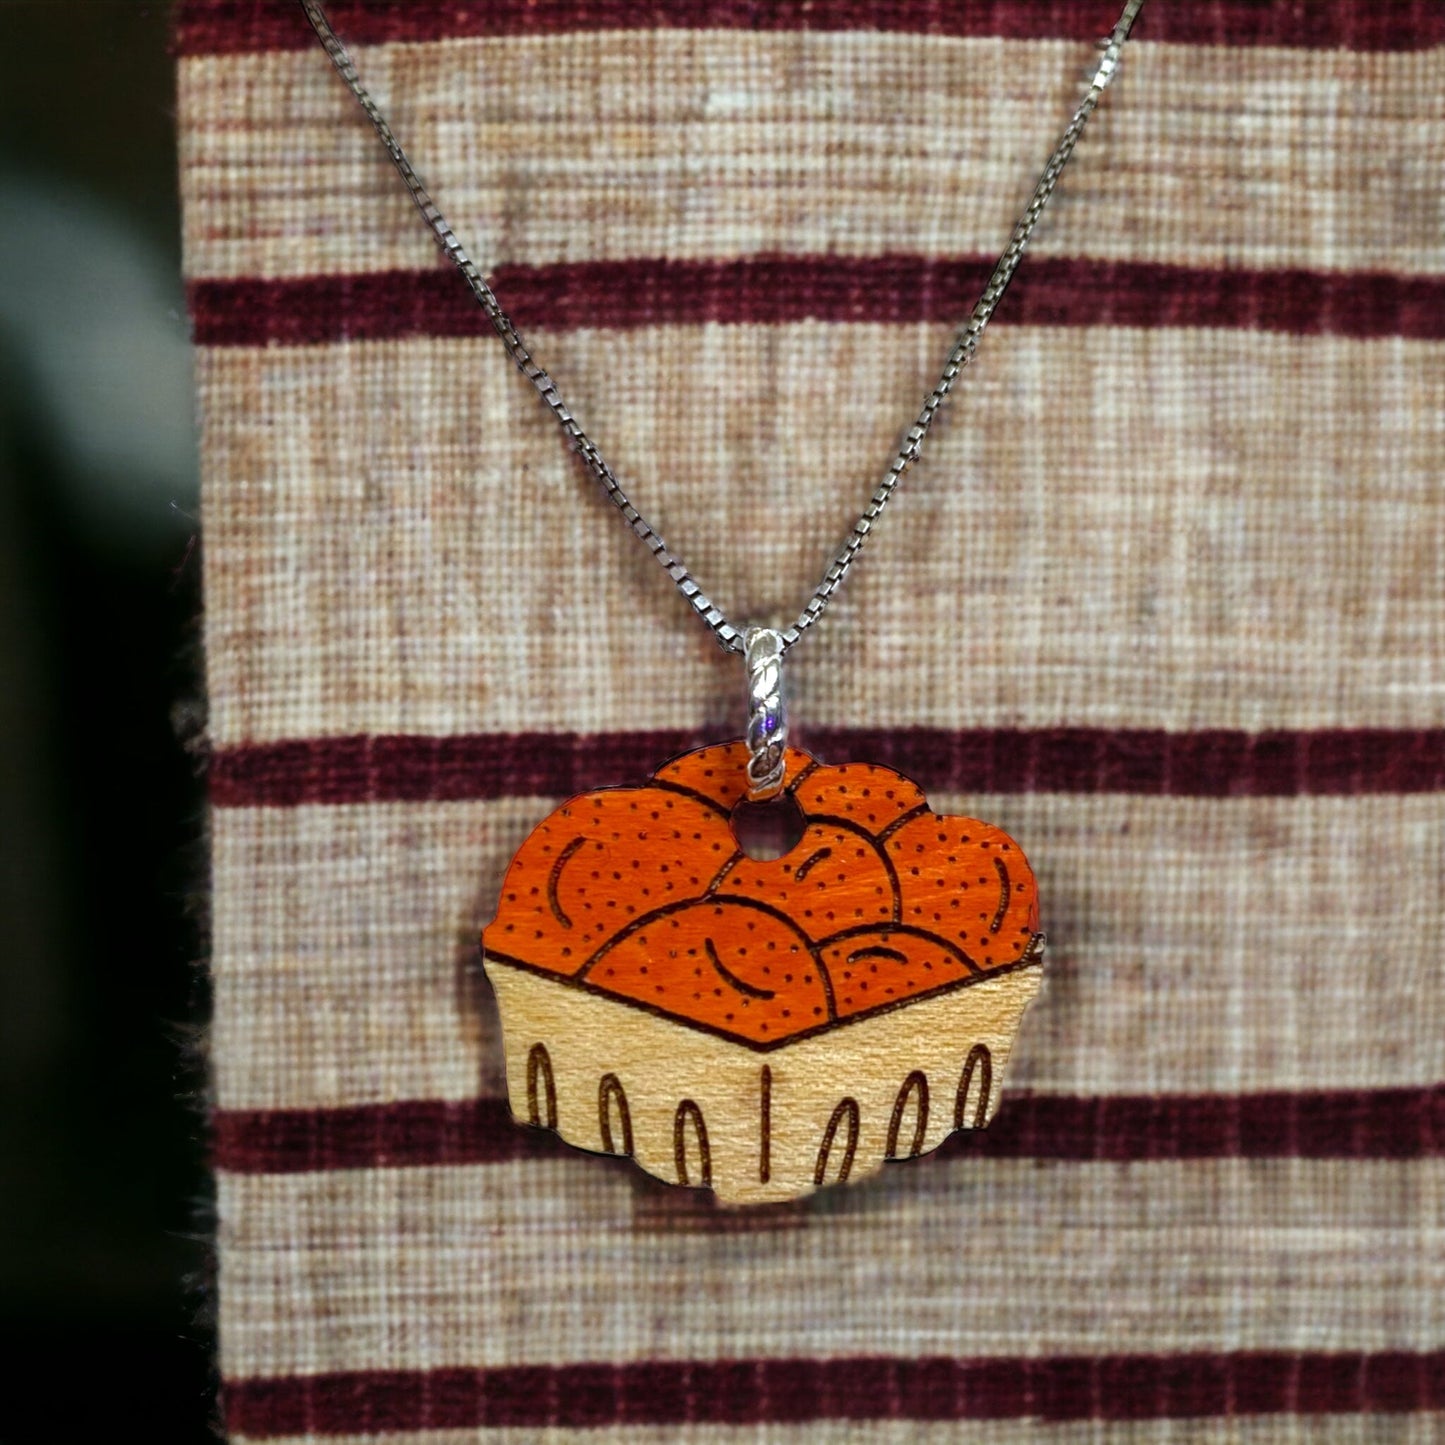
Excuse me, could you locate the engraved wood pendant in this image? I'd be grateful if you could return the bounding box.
[481,742,1044,1204]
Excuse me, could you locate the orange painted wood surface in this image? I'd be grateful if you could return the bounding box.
[483,742,1040,1047]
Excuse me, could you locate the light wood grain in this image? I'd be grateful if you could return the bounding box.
[488,959,1042,1204]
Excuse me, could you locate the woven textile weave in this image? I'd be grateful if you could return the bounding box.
[179,2,1445,1438]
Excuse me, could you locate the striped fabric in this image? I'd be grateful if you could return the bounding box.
[179,2,1445,1438]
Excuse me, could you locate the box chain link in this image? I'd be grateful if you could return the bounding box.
[300,0,1145,655]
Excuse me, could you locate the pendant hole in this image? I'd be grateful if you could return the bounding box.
[730,794,805,862]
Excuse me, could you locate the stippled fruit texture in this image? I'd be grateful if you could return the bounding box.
[483,741,1040,1047]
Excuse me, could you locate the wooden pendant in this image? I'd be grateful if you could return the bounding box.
[481,741,1044,1204]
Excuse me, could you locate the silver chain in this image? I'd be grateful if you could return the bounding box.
[301,0,1145,655]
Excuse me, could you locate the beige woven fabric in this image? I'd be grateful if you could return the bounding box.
[181,4,1445,1439]
[209,792,1445,1111]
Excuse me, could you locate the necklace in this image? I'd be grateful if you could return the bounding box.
[303,0,1145,1204]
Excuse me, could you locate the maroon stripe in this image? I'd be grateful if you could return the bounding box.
[208,727,1445,807]
[187,260,1445,346]
[212,1086,1445,1174]
[224,1351,1445,1434]
[940,1087,1445,1164]
[175,0,1445,56]
[213,1097,564,1174]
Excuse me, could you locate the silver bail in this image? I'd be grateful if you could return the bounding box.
[743,626,787,801]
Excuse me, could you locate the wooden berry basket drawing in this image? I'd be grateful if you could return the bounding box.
[482,742,1044,1205]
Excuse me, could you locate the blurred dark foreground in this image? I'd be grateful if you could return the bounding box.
[0,4,214,1440]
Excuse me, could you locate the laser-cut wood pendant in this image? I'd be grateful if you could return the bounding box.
[481,742,1044,1204]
